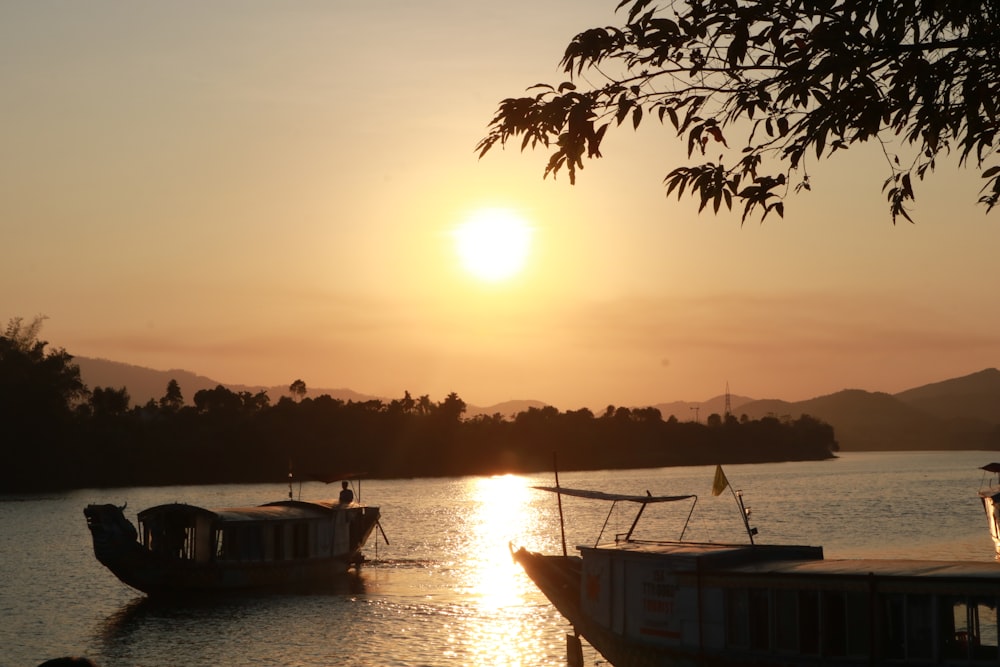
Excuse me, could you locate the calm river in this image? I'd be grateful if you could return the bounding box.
[1,450,997,666]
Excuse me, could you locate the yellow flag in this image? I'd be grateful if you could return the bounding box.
[712,465,729,496]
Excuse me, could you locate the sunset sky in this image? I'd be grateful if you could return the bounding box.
[3,1,999,411]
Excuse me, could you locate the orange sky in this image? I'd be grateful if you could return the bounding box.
[3,1,999,410]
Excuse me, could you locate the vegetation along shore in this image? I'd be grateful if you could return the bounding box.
[2,316,837,493]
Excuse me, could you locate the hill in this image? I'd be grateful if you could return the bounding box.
[74,357,546,418]
[73,357,1000,452]
[737,373,1000,451]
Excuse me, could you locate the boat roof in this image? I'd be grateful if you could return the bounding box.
[760,557,1000,581]
[138,499,351,523]
[532,486,696,503]
[581,540,1000,584]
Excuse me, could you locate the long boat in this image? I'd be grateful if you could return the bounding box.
[980,463,1000,557]
[513,467,1000,666]
[84,482,381,597]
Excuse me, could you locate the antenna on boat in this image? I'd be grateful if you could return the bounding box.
[735,490,757,545]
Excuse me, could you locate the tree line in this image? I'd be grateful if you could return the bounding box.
[1,316,838,492]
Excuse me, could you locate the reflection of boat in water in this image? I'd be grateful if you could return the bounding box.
[514,466,1000,666]
[980,463,1000,557]
[84,481,382,597]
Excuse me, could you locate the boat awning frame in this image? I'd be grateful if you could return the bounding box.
[532,486,699,546]
[532,486,696,504]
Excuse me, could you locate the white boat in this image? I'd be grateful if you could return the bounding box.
[980,463,1000,557]
[514,466,1000,666]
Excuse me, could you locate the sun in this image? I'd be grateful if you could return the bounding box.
[453,208,533,282]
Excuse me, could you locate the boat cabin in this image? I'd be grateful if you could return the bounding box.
[137,500,361,564]
[580,540,1000,663]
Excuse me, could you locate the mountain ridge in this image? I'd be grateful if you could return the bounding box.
[74,357,1000,452]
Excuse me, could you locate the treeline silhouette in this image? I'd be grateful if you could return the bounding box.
[1,317,838,492]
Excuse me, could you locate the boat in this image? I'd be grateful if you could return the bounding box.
[84,479,382,596]
[513,466,1000,666]
[980,463,1000,557]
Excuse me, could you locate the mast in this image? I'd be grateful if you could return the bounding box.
[554,453,567,557]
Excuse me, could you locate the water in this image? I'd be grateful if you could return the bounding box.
[1,451,996,666]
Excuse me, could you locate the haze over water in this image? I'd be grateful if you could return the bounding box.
[1,451,993,666]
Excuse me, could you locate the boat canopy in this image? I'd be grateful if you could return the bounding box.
[532,486,696,504]
[138,500,342,524]
[533,485,699,546]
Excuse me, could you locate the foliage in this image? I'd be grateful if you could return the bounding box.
[2,383,840,491]
[0,316,89,490]
[0,316,88,425]
[89,386,131,418]
[289,378,307,401]
[0,318,841,491]
[478,0,1000,222]
[159,379,184,412]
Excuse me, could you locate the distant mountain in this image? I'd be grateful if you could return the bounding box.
[73,356,1000,452]
[736,371,1000,451]
[894,368,1000,422]
[75,358,222,406]
[737,390,948,450]
[74,358,373,407]
[465,400,549,418]
[74,357,547,417]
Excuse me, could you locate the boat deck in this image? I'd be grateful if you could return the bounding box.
[586,539,1000,581]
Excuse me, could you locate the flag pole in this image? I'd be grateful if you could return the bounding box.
[554,453,567,557]
[713,465,756,545]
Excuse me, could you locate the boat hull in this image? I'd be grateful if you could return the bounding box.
[981,489,1000,557]
[514,548,694,667]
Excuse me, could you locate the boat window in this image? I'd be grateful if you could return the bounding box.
[774,589,819,654]
[143,515,193,560]
[215,528,231,560]
[748,588,770,651]
[880,593,934,661]
[725,589,749,648]
[774,589,797,652]
[245,526,264,561]
[906,594,934,660]
[273,524,285,561]
[214,526,265,561]
[844,591,871,656]
[293,522,309,559]
[881,594,906,659]
[946,596,1000,661]
[799,590,820,654]
[725,588,775,652]
[823,589,870,658]
[976,598,1000,660]
[823,591,847,656]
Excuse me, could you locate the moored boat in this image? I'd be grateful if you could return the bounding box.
[980,463,1000,557]
[514,466,1000,666]
[84,481,382,597]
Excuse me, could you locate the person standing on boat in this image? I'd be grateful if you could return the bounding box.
[339,481,354,504]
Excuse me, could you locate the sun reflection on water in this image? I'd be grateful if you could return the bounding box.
[462,474,534,610]
[450,474,564,666]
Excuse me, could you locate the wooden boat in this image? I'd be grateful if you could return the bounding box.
[84,483,381,597]
[980,463,1000,557]
[513,467,1000,666]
